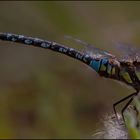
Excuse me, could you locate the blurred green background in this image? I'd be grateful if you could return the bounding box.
[0,1,140,138]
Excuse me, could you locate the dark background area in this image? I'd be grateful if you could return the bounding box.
[0,1,139,138]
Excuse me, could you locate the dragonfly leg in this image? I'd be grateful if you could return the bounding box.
[113,90,138,121]
[121,97,134,122]
[121,93,138,122]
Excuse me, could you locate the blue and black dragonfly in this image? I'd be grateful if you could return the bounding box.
[0,32,140,122]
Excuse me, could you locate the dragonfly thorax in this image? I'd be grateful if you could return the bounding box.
[90,57,140,90]
[119,62,140,90]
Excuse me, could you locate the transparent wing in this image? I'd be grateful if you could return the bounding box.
[114,42,140,63]
[64,35,115,59]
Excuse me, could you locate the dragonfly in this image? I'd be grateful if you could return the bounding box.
[0,32,139,122]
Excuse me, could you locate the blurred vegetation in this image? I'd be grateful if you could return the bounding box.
[0,1,140,138]
[125,97,140,139]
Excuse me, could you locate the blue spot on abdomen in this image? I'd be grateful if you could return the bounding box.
[89,58,108,72]
[89,59,101,72]
[102,58,108,65]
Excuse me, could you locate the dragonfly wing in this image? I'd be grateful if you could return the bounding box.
[114,42,140,63]
[83,43,116,60]
[65,35,115,59]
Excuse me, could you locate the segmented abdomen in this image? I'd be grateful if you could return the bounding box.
[0,32,121,80]
[0,32,92,66]
[89,58,118,78]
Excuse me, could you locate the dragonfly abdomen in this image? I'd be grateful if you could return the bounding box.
[0,32,93,66]
[0,32,121,80]
[89,58,118,78]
